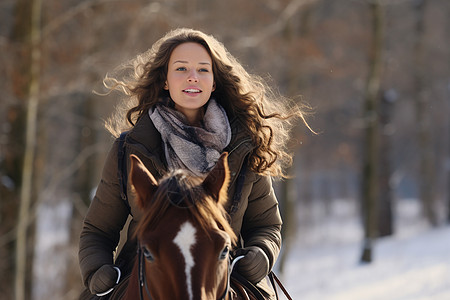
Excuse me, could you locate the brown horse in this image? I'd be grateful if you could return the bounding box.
[116,152,239,300]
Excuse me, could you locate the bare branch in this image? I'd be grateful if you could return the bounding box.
[38,142,107,204]
[42,0,129,38]
[237,0,319,48]
[349,0,416,5]
[1,142,105,248]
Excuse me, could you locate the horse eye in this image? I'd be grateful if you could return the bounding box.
[219,246,229,260]
[143,247,154,262]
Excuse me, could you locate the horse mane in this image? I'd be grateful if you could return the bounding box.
[134,169,237,245]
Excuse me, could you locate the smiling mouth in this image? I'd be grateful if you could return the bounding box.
[183,89,202,93]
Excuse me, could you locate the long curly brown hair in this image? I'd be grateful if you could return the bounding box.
[103,28,311,177]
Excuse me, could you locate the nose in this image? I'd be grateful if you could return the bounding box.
[187,70,199,82]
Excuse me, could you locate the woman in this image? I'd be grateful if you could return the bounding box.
[79,28,308,299]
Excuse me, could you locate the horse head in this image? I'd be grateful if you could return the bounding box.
[124,152,237,300]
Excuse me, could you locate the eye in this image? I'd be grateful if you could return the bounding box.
[199,68,210,72]
[143,246,154,262]
[176,67,187,71]
[219,245,229,260]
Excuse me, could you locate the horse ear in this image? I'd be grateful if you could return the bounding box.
[129,154,158,209]
[202,152,230,204]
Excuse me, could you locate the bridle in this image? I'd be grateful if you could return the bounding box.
[137,243,244,300]
[138,244,152,300]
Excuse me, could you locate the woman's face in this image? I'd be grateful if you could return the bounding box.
[165,42,215,125]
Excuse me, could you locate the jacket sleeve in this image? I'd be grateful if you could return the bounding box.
[240,174,282,270]
[78,140,130,288]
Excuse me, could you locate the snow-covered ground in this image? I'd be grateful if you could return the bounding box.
[281,199,450,300]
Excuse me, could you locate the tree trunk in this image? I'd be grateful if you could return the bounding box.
[360,0,384,264]
[15,0,41,299]
[413,0,438,227]
[275,1,318,274]
[377,90,395,237]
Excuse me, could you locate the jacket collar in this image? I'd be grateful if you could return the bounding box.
[127,113,167,175]
[127,111,254,182]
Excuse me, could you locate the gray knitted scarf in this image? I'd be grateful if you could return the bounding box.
[149,99,231,176]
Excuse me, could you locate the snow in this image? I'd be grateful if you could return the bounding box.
[32,199,73,300]
[280,199,450,300]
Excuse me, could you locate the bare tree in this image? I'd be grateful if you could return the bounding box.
[15,0,42,299]
[360,0,384,263]
[377,90,395,237]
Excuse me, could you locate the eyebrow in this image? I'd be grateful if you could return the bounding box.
[173,60,211,65]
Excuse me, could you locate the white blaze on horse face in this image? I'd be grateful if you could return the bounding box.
[173,221,197,300]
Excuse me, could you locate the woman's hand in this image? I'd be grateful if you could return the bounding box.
[235,246,270,284]
[89,264,120,295]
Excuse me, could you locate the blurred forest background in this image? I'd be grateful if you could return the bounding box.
[1,0,449,299]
